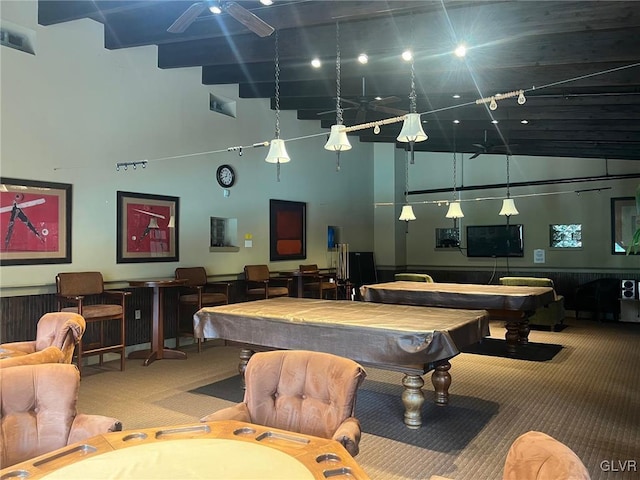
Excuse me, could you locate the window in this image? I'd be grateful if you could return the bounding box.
[549,224,582,248]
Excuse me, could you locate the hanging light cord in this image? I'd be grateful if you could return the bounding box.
[506,154,511,198]
[274,30,281,139]
[409,60,417,114]
[335,21,343,125]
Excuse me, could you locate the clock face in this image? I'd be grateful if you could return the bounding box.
[216,165,235,187]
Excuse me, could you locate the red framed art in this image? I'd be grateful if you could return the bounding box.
[270,199,306,261]
[0,178,72,266]
[116,191,179,263]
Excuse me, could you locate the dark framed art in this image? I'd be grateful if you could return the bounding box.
[117,191,179,263]
[611,196,639,255]
[0,177,72,266]
[270,199,306,261]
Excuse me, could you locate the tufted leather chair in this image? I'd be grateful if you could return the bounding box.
[56,272,130,374]
[0,363,122,468]
[0,312,85,368]
[175,267,230,352]
[244,264,291,300]
[201,350,366,456]
[430,431,590,480]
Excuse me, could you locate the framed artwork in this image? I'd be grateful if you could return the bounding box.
[611,196,639,255]
[270,199,306,261]
[0,178,72,266]
[117,191,179,263]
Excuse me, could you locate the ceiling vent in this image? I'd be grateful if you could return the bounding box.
[0,20,35,55]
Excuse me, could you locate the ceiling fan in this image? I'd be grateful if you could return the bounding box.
[469,130,516,159]
[319,77,407,125]
[167,1,275,37]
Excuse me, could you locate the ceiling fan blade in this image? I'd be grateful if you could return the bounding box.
[317,109,338,116]
[167,2,207,33]
[370,105,407,116]
[355,108,366,125]
[224,2,275,37]
[341,98,360,108]
[472,143,486,149]
[469,151,481,159]
[371,96,401,106]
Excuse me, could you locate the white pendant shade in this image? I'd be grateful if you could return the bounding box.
[499,198,520,216]
[397,113,428,143]
[446,201,464,219]
[324,125,352,151]
[265,139,291,164]
[399,205,416,221]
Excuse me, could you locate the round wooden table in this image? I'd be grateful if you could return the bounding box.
[127,279,187,366]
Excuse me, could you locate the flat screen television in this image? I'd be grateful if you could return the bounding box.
[466,224,524,258]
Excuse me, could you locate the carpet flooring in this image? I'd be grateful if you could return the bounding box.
[75,317,640,479]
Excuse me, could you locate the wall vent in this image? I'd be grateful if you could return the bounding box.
[0,20,35,55]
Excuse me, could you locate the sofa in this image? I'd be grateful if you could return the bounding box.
[499,277,565,330]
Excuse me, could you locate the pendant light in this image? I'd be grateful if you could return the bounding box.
[399,151,416,228]
[324,20,351,171]
[396,48,427,164]
[264,30,290,181]
[499,154,519,216]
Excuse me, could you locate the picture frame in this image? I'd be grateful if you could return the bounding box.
[0,177,72,266]
[611,196,639,255]
[270,199,306,261]
[117,191,179,263]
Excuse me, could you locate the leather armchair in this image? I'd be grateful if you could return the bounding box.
[175,267,230,352]
[244,264,291,300]
[0,312,85,365]
[430,431,590,480]
[201,350,366,456]
[56,271,130,374]
[499,277,565,330]
[0,363,122,468]
[299,264,337,299]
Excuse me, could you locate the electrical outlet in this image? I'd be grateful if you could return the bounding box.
[135,310,141,320]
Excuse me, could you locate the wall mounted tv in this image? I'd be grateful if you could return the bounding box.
[466,224,524,258]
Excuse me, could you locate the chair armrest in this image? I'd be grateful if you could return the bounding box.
[104,290,132,299]
[332,416,362,457]
[0,346,65,368]
[68,414,122,445]
[56,294,84,305]
[268,277,292,288]
[0,341,36,354]
[200,403,251,423]
[206,282,231,296]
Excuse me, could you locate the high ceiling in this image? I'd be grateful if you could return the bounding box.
[38,1,640,161]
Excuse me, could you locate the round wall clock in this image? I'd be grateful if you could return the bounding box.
[216,164,236,188]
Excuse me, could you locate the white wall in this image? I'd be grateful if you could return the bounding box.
[0,1,375,294]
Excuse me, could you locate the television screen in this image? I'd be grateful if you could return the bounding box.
[466,224,524,258]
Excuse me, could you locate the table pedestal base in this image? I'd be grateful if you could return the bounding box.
[128,348,186,366]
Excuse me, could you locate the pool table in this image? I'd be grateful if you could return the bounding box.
[360,281,555,353]
[194,297,489,429]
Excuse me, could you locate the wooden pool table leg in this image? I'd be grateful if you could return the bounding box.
[238,348,254,389]
[432,360,451,406]
[402,374,425,429]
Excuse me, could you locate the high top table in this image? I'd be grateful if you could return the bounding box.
[194,297,489,428]
[0,420,370,479]
[127,279,187,366]
[360,281,555,354]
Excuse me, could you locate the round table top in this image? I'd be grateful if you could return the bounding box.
[42,438,315,480]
